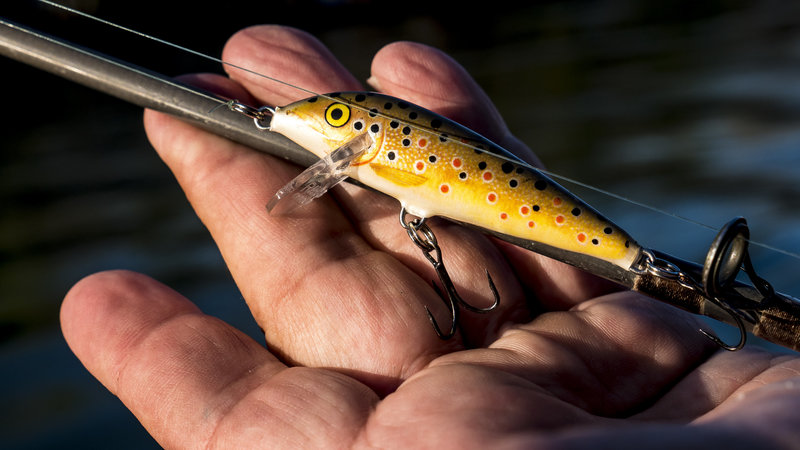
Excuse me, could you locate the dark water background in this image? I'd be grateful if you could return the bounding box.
[2,0,800,447]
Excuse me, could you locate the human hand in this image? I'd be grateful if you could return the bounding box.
[61,25,800,448]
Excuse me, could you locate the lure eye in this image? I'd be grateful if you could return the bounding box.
[325,103,350,127]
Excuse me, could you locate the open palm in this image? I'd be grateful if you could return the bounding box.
[61,26,800,449]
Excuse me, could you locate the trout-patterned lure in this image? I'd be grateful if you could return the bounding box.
[269,92,641,270]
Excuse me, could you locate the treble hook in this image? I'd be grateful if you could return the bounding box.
[399,207,500,339]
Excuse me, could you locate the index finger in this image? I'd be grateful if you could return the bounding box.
[221,25,361,104]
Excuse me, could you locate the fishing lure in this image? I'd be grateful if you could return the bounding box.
[261,91,643,338]
[270,92,641,266]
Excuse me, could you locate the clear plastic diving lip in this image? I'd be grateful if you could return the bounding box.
[266,133,374,215]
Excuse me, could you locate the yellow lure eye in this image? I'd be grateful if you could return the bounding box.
[324,103,351,127]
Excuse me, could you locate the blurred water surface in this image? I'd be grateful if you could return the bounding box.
[2,0,800,447]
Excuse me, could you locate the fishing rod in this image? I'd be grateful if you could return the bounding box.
[1,15,798,351]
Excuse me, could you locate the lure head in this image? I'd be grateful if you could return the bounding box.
[270,92,385,165]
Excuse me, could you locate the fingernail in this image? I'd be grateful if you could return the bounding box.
[366,76,382,91]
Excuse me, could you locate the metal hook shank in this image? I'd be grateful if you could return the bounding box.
[400,207,500,339]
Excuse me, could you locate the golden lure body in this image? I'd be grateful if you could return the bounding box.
[269,92,641,269]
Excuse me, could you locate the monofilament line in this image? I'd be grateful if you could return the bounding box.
[39,0,318,99]
[1,17,229,109]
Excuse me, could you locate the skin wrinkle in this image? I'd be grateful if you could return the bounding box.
[201,355,275,449]
[146,112,245,197]
[110,314,162,398]
[211,368,375,449]
[572,325,633,415]
[767,357,800,379]
[258,232,382,320]
[632,350,770,423]
[221,191,377,326]
[206,376,304,449]
[717,354,790,402]
[696,363,743,408]
[257,272,347,363]
[571,305,707,417]
[257,204,357,253]
[513,326,610,413]
[439,326,598,412]
[471,298,707,417]
[115,316,209,445]
[345,214,435,278]
[199,162,285,228]
[370,365,600,447]
[240,393,311,448]
[708,379,800,449]
[311,372,376,436]
[347,262,437,351]
[425,354,562,411]
[79,277,201,398]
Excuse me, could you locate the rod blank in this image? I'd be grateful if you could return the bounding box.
[0,18,315,168]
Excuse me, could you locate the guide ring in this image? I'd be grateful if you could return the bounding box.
[702,217,750,299]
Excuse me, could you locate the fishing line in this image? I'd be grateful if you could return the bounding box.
[38,0,800,262]
[543,171,800,261]
[2,18,229,110]
[40,0,318,98]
